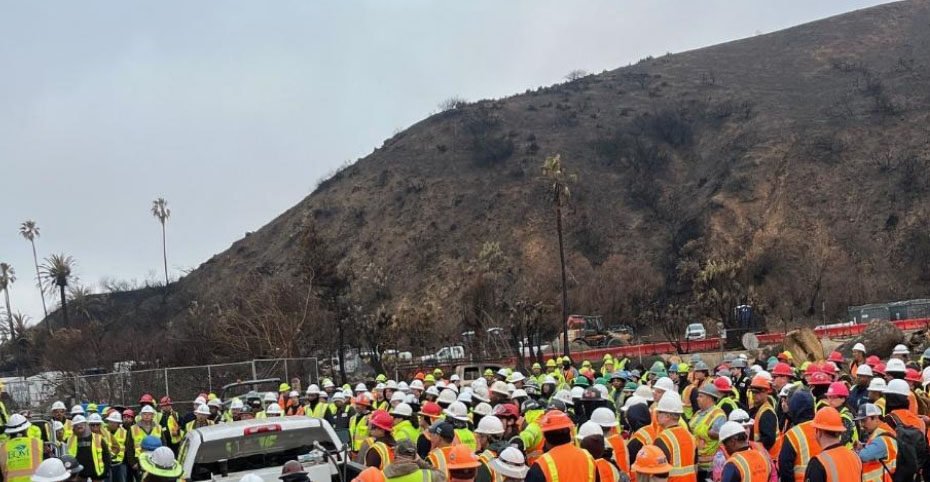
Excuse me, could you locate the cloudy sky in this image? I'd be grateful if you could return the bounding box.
[0,1,891,324]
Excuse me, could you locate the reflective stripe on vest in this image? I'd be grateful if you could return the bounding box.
[131,424,163,457]
[728,448,771,482]
[633,426,656,447]
[538,445,596,482]
[428,446,452,476]
[689,407,724,467]
[753,403,775,443]
[165,412,183,444]
[784,421,821,482]
[478,451,498,481]
[606,433,629,474]
[594,458,620,482]
[862,427,897,482]
[815,446,863,482]
[365,439,394,470]
[658,426,697,481]
[1,436,42,482]
[67,433,105,476]
[107,426,127,463]
[385,470,433,482]
[350,414,370,452]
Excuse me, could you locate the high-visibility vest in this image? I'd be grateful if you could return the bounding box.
[752,402,776,444]
[838,406,858,448]
[385,469,435,482]
[105,426,128,464]
[862,424,897,482]
[62,419,73,442]
[0,436,42,482]
[594,458,621,482]
[606,432,629,475]
[354,466,386,482]
[727,447,771,482]
[536,443,596,482]
[67,433,105,476]
[716,397,739,414]
[131,424,163,458]
[350,413,370,452]
[25,425,41,441]
[908,391,918,415]
[427,446,454,477]
[689,406,725,469]
[392,420,419,443]
[783,421,821,482]
[477,450,498,481]
[453,428,476,450]
[310,402,329,419]
[682,381,704,420]
[363,438,394,470]
[519,422,545,465]
[657,425,697,482]
[162,412,183,444]
[185,419,214,434]
[812,444,862,482]
[632,425,658,448]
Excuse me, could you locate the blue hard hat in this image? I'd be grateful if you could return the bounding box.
[141,435,162,452]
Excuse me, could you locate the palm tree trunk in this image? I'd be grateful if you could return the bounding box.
[162,222,169,290]
[556,202,569,357]
[59,284,69,327]
[3,289,14,341]
[30,240,50,329]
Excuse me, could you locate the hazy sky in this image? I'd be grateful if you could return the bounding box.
[0,1,891,324]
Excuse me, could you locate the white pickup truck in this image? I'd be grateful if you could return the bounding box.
[178,416,364,482]
[419,345,466,364]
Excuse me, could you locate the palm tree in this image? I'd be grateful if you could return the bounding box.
[151,198,171,289]
[0,263,15,340]
[40,254,76,328]
[11,312,29,340]
[19,220,49,322]
[542,154,576,357]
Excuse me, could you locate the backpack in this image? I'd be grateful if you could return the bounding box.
[881,413,930,482]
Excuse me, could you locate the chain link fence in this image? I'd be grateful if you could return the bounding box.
[1,357,318,412]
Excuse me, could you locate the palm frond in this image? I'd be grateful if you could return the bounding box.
[19,220,39,241]
[151,198,170,223]
[0,263,15,290]
[40,254,76,292]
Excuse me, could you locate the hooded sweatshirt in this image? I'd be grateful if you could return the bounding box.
[778,389,815,482]
[624,403,653,466]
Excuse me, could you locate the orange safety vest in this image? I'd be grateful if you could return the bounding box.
[812,445,862,482]
[657,425,697,482]
[727,447,771,482]
[752,402,776,444]
[477,450,498,481]
[363,438,395,470]
[606,432,630,475]
[783,421,822,482]
[353,466,386,482]
[632,425,658,448]
[594,458,621,482]
[862,424,898,482]
[536,443,596,482]
[427,446,454,477]
[909,391,919,415]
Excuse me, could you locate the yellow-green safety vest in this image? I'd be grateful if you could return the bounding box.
[67,433,105,476]
[0,436,42,482]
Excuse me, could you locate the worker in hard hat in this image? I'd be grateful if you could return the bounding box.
[139,446,183,482]
[747,375,778,453]
[525,411,595,482]
[717,419,773,482]
[690,383,725,481]
[823,382,857,448]
[1,414,44,482]
[683,361,710,421]
[855,402,897,482]
[67,415,111,482]
[654,390,697,482]
[778,390,817,482]
[102,411,127,482]
[631,444,673,482]
[349,392,374,456]
[577,420,623,482]
[356,409,395,470]
[474,414,506,480]
[130,406,162,463]
[155,397,182,452]
[803,407,861,482]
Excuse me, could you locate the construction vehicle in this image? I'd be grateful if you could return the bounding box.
[562,315,633,352]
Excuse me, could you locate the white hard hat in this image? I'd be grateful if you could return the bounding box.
[375,383,387,391]
[443,401,470,422]
[719,421,747,442]
[322,379,335,389]
[438,389,458,405]
[266,403,283,416]
[31,458,71,482]
[475,415,505,436]
[106,411,122,424]
[446,383,459,394]
[355,383,367,393]
[397,381,409,391]
[885,379,911,396]
[472,386,490,403]
[193,396,206,406]
[594,384,609,401]
[621,395,646,412]
[490,381,510,397]
[390,403,413,417]
[146,447,180,477]
[288,390,299,398]
[756,371,772,381]
[230,399,244,410]
[239,474,263,482]
[893,344,909,355]
[633,385,655,402]
[425,386,440,397]
[575,421,605,441]
[306,384,321,395]
[71,415,87,425]
[473,402,493,416]
[409,380,424,391]
[656,390,684,414]
[886,358,907,373]
[6,413,31,433]
[141,405,157,414]
[856,365,874,377]
[404,394,418,405]
[457,391,473,404]
[385,380,398,390]
[390,391,406,403]
[490,447,529,479]
[195,404,211,416]
[922,367,930,387]
[263,392,277,403]
[591,407,617,428]
[471,377,488,389]
[868,378,887,392]
[450,374,460,382]
[506,383,516,394]
[570,386,585,399]
[511,389,528,400]
[332,392,346,402]
[509,372,526,383]
[778,385,791,398]
[542,375,557,386]
[87,413,103,425]
[654,377,676,393]
[70,405,85,416]
[853,343,866,353]
[728,409,752,426]
[52,420,64,432]
[50,401,67,411]
[554,389,574,406]
[497,368,509,377]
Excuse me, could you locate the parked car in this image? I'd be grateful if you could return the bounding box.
[684,323,707,341]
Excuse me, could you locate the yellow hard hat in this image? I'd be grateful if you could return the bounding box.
[582,360,592,368]
[279,383,291,392]
[425,374,436,383]
[546,359,557,368]
[603,354,613,360]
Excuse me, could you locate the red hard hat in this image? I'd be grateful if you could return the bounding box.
[826,382,849,398]
[866,355,880,367]
[493,403,520,419]
[810,372,831,386]
[419,402,442,418]
[159,396,172,406]
[874,363,886,376]
[821,362,837,376]
[828,351,844,363]
[906,368,921,383]
[139,394,155,404]
[369,410,394,431]
[772,363,794,377]
[122,409,136,418]
[713,377,732,392]
[804,363,821,377]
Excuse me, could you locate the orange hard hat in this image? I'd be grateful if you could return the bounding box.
[355,393,373,407]
[539,410,575,432]
[750,375,771,391]
[632,445,673,475]
[446,444,481,470]
[811,407,845,432]
[415,372,426,381]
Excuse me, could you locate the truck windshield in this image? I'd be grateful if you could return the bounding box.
[189,427,336,480]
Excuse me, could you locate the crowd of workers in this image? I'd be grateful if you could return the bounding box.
[3,342,930,482]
